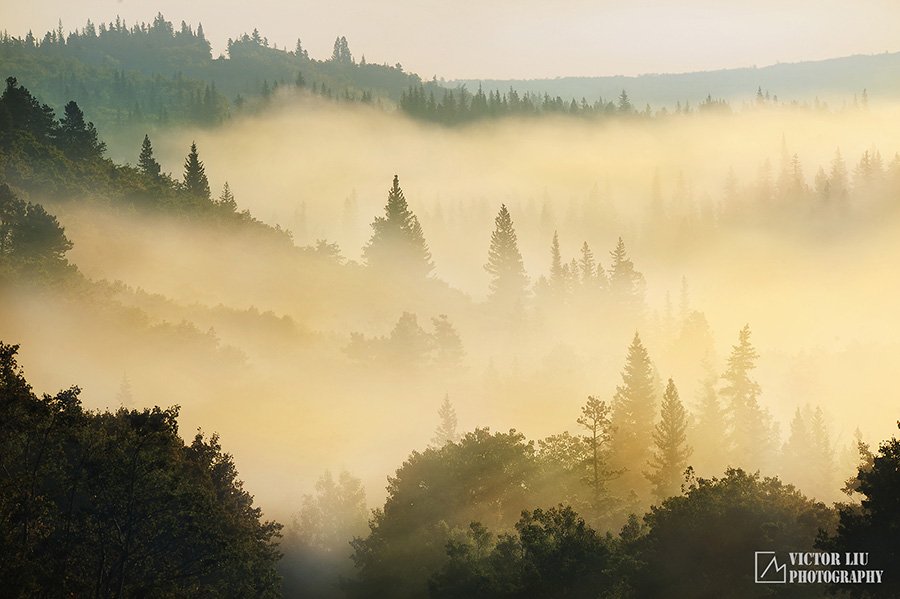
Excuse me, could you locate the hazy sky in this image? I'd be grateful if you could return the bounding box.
[3,0,899,79]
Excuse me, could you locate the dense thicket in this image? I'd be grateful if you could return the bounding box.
[0,342,282,597]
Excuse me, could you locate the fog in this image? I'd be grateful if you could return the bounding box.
[5,91,900,528]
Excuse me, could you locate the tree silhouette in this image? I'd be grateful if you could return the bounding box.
[431,394,459,447]
[182,141,210,200]
[720,325,774,469]
[138,134,161,179]
[484,204,528,306]
[609,332,657,500]
[645,378,692,501]
[363,175,433,277]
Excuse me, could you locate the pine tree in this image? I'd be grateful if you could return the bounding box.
[138,134,161,180]
[720,325,774,470]
[431,314,464,368]
[577,395,616,503]
[363,175,433,277]
[183,142,210,200]
[549,230,564,292]
[56,101,106,160]
[578,241,595,285]
[218,182,237,211]
[691,362,727,476]
[484,204,528,305]
[431,394,459,447]
[608,237,645,317]
[646,378,692,501]
[609,332,657,499]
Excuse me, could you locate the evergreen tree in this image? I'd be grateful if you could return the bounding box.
[549,230,564,292]
[720,325,774,470]
[645,378,693,501]
[431,315,464,368]
[484,204,528,305]
[608,332,657,499]
[578,241,595,285]
[55,101,106,160]
[138,134,161,179]
[692,363,727,476]
[363,175,433,277]
[431,395,459,447]
[617,90,632,113]
[577,396,616,505]
[218,181,237,211]
[607,237,644,317]
[182,141,210,200]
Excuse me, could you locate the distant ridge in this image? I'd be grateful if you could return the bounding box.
[451,52,900,107]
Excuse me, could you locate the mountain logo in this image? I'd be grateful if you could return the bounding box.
[755,551,787,583]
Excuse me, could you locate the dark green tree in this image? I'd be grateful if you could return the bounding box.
[138,133,161,179]
[183,141,210,200]
[0,343,283,597]
[645,378,692,501]
[218,181,237,211]
[348,429,537,598]
[55,101,106,159]
[632,469,834,598]
[363,175,433,277]
[818,422,900,598]
[484,204,528,306]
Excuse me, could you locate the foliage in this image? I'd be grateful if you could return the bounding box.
[0,342,282,597]
[632,468,835,598]
[347,429,539,598]
[817,422,900,598]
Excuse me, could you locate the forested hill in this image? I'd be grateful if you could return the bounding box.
[455,51,900,107]
[0,14,427,134]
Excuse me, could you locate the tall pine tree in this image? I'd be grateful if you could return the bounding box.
[183,142,210,200]
[138,134,161,180]
[720,325,774,470]
[645,378,692,501]
[363,175,433,277]
[431,394,459,447]
[484,204,528,306]
[609,332,657,500]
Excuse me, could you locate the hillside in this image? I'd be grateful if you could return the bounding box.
[454,51,900,108]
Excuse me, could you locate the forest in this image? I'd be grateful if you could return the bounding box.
[2,14,900,598]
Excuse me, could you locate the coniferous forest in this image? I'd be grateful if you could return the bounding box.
[2,10,900,599]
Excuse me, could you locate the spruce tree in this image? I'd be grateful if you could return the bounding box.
[431,315,464,368]
[720,325,774,470]
[484,204,528,305]
[183,142,210,200]
[608,237,645,317]
[609,332,657,499]
[138,134,161,180]
[431,395,459,447]
[692,363,727,476]
[56,101,105,160]
[645,378,692,501]
[218,182,237,211]
[578,241,595,284]
[549,230,564,292]
[363,175,433,277]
